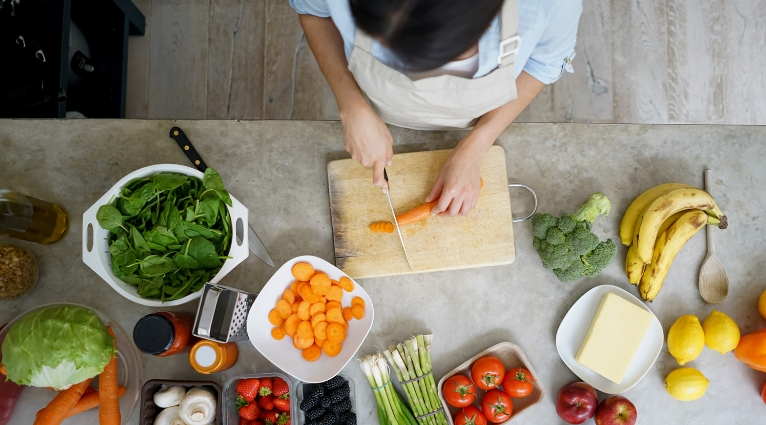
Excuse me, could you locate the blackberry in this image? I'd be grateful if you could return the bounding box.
[340,411,357,425]
[307,421,320,425]
[331,398,352,413]
[303,383,321,395]
[329,386,350,404]
[300,390,323,412]
[320,396,332,408]
[318,413,336,425]
[322,376,346,391]
[306,406,326,420]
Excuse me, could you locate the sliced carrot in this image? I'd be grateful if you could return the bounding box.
[338,276,354,292]
[311,314,326,328]
[282,289,295,305]
[297,321,314,339]
[302,345,322,361]
[314,322,328,340]
[276,300,292,319]
[284,314,301,337]
[327,323,345,343]
[319,296,327,304]
[290,280,300,293]
[369,221,395,233]
[352,304,366,320]
[291,302,300,314]
[323,341,342,357]
[271,327,285,340]
[351,296,366,308]
[310,272,331,288]
[326,301,342,311]
[300,286,320,303]
[268,309,285,326]
[326,308,344,325]
[293,334,314,349]
[296,281,309,296]
[342,307,354,322]
[297,301,311,321]
[309,302,325,317]
[292,262,315,281]
[315,337,326,348]
[342,321,349,331]
[326,285,343,302]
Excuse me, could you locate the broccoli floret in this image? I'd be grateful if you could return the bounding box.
[582,239,617,278]
[529,193,615,282]
[531,213,558,239]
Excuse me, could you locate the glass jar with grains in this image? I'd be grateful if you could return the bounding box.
[0,242,39,298]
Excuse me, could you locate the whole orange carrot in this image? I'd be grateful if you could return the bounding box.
[34,379,93,425]
[99,327,120,425]
[68,386,126,418]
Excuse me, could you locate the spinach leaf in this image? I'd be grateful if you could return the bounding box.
[96,205,126,232]
[199,197,220,227]
[139,255,175,276]
[184,222,215,239]
[153,173,188,191]
[144,226,178,247]
[109,236,132,256]
[186,236,223,268]
[202,168,225,190]
[130,225,152,254]
[137,276,163,298]
[111,251,137,276]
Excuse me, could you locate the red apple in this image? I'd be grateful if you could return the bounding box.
[595,396,637,425]
[555,381,598,424]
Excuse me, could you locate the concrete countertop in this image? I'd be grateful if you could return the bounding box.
[1,120,765,424]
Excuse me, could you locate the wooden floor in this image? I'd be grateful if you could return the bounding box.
[126,0,766,124]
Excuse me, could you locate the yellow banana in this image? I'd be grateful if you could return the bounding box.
[619,183,694,246]
[625,211,685,284]
[639,210,708,301]
[633,188,727,263]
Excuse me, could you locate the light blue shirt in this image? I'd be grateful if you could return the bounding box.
[289,0,581,84]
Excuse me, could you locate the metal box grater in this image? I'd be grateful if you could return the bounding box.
[193,283,258,343]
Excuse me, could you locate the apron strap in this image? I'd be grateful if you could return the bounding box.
[498,0,521,68]
[353,29,374,52]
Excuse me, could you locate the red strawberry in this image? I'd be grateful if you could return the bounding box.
[264,411,279,425]
[277,413,291,425]
[239,417,251,425]
[237,378,261,401]
[272,377,289,397]
[259,377,273,397]
[252,421,264,425]
[258,395,275,410]
[238,402,261,421]
[273,397,290,412]
[259,409,270,421]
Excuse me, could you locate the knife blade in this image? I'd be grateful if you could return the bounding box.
[383,169,411,269]
[169,126,275,267]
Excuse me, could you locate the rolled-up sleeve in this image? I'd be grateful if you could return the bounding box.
[523,0,582,84]
[289,0,331,17]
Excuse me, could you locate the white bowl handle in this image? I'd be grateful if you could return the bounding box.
[82,203,112,283]
[212,196,249,283]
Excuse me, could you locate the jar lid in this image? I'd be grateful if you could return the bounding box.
[189,340,224,374]
[132,313,174,355]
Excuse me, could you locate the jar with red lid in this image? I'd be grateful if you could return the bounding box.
[132,311,196,357]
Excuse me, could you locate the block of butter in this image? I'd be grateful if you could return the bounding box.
[575,292,654,384]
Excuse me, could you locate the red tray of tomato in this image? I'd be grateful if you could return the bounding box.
[437,342,544,425]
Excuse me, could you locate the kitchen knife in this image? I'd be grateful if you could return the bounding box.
[169,126,275,267]
[383,169,412,269]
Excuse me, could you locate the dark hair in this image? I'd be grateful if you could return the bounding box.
[349,0,503,72]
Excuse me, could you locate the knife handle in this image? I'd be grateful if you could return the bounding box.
[169,126,208,172]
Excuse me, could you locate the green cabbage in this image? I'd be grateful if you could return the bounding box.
[1,305,116,390]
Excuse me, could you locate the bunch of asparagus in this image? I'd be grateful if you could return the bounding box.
[360,353,417,425]
[384,335,448,425]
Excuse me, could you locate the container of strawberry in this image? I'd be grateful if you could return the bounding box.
[223,373,295,425]
[296,375,357,425]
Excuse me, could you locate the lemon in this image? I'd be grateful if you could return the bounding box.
[667,314,705,365]
[758,290,766,320]
[702,310,740,354]
[665,368,710,401]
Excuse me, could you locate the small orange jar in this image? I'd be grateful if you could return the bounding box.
[189,340,239,374]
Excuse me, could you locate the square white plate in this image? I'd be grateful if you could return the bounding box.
[555,284,663,394]
[247,255,374,383]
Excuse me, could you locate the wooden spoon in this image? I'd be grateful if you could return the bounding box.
[699,169,729,304]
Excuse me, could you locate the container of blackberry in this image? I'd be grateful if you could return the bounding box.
[297,374,357,425]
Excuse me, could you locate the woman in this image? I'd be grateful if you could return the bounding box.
[291,0,581,216]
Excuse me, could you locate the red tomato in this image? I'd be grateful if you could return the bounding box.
[481,389,513,423]
[454,406,487,425]
[502,367,535,398]
[442,374,477,408]
[471,356,505,390]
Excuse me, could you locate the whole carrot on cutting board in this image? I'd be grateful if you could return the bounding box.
[396,178,484,225]
[99,327,120,425]
[34,378,93,425]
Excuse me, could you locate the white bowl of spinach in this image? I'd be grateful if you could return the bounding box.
[82,164,249,306]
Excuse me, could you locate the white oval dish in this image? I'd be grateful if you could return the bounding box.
[247,255,374,383]
[555,284,664,394]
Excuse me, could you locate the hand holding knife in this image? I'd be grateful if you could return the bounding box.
[169,127,275,267]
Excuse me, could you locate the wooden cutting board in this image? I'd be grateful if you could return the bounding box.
[328,146,515,278]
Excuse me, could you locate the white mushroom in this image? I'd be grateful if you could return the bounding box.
[154,385,187,408]
[153,406,186,425]
[179,387,217,425]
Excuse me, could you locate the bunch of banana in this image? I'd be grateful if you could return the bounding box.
[620,183,728,301]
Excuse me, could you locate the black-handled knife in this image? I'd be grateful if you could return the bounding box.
[170,127,208,171]
[168,126,275,267]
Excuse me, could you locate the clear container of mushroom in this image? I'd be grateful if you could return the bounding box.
[140,380,221,425]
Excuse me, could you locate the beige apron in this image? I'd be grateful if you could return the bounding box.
[347,0,521,130]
